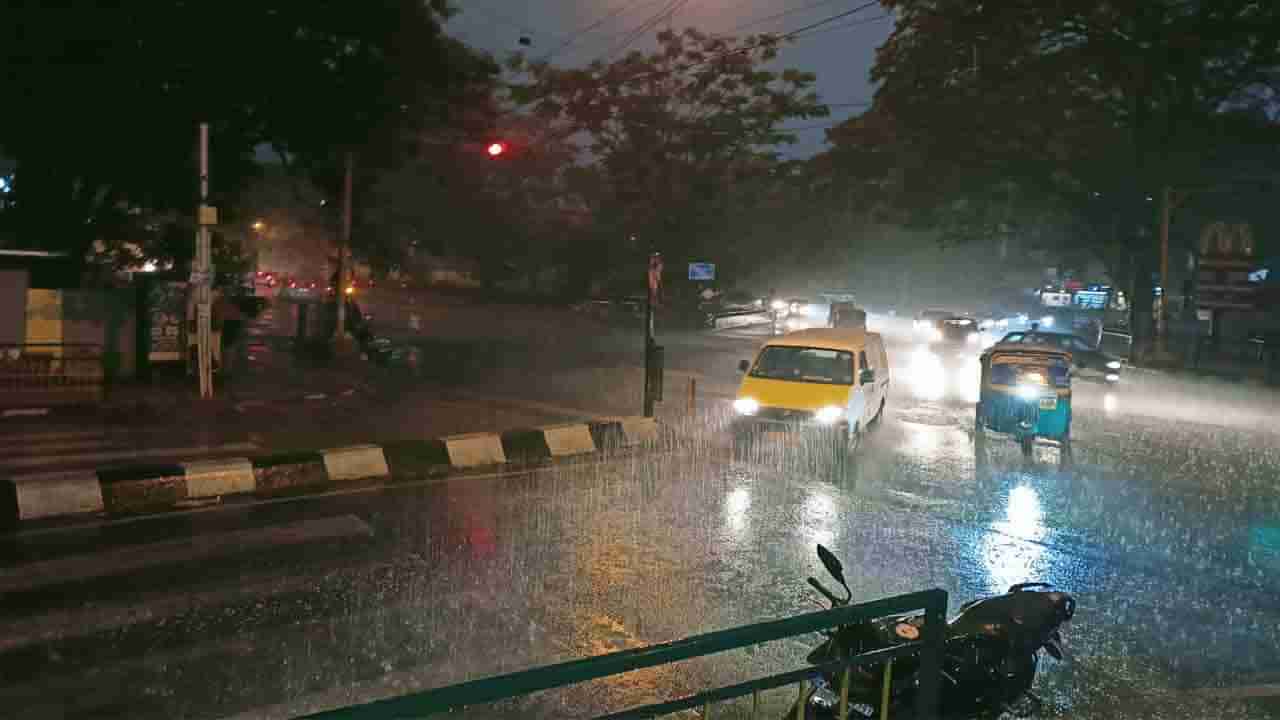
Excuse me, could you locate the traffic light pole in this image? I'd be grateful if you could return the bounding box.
[335,150,352,345]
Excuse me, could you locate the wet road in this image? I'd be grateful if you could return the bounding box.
[3,309,1280,719]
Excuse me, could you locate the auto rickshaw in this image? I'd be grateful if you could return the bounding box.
[975,341,1073,464]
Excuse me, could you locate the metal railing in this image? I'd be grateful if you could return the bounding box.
[0,343,105,406]
[299,588,947,720]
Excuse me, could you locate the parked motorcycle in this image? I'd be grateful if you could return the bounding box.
[790,545,1075,719]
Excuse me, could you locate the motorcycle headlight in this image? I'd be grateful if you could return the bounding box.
[1106,360,1121,370]
[815,405,844,424]
[733,397,760,415]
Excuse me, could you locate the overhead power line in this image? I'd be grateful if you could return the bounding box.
[539,0,666,62]
[723,0,857,35]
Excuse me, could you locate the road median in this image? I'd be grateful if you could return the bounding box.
[0,416,664,530]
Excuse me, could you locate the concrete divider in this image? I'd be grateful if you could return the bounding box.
[608,416,660,446]
[540,423,596,457]
[443,433,507,468]
[183,458,255,499]
[11,471,104,521]
[4,415,666,527]
[321,445,390,482]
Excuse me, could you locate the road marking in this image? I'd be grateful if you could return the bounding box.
[1191,684,1280,699]
[2,408,50,418]
[0,441,258,472]
[0,514,372,595]
[446,389,598,420]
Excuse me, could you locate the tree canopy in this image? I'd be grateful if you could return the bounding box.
[0,0,496,273]
[823,0,1280,274]
[509,27,829,276]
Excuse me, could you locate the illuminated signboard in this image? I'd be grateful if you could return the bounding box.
[1073,290,1109,310]
[1041,291,1073,308]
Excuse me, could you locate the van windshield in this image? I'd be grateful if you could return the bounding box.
[749,346,855,385]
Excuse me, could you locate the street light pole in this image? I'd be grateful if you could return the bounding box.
[195,122,215,398]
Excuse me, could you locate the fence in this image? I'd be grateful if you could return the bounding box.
[0,343,106,408]
[300,588,947,720]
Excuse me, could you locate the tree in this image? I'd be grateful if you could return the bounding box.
[833,0,1280,277]
[0,0,495,277]
[509,27,829,283]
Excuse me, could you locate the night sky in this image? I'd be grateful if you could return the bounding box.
[446,0,894,157]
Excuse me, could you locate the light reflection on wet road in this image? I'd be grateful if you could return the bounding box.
[3,314,1280,719]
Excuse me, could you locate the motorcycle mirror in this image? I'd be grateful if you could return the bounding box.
[816,545,846,585]
[1045,638,1064,660]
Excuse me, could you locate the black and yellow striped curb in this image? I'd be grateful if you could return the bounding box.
[0,417,661,528]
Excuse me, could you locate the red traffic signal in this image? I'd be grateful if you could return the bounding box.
[486,141,506,157]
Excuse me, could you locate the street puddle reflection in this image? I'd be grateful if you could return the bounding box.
[725,486,751,536]
[981,484,1047,594]
[804,487,837,547]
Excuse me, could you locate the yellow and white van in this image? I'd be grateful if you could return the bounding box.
[732,328,891,454]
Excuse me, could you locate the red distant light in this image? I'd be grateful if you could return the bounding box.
[487,142,505,157]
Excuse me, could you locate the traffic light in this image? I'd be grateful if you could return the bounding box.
[486,141,506,158]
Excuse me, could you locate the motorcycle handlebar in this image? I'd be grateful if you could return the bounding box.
[807,577,840,606]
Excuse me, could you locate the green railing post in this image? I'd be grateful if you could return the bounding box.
[914,592,946,719]
[838,667,851,720]
[879,659,893,720]
[795,680,808,720]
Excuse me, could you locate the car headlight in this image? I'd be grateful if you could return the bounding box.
[1106,360,1121,370]
[733,397,760,415]
[1041,316,1055,327]
[815,405,844,424]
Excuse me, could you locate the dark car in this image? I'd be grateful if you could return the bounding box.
[933,316,982,347]
[998,329,1123,383]
[915,309,962,340]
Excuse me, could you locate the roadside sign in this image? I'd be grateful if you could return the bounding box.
[688,262,715,281]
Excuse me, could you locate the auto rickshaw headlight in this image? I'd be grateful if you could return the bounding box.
[1016,383,1042,400]
[734,397,760,415]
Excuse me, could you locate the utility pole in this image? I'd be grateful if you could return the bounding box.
[336,150,353,344]
[195,123,215,398]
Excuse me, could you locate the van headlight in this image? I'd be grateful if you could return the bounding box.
[734,397,760,415]
[815,406,844,424]
[1106,360,1121,370]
